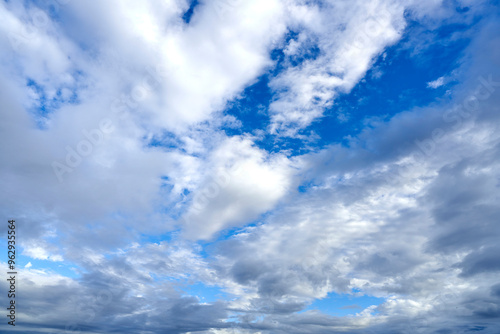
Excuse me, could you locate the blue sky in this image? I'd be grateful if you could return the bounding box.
[1,0,500,333]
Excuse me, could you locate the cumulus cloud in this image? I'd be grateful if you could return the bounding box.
[181,135,296,240]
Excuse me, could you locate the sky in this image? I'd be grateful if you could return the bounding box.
[0,0,500,333]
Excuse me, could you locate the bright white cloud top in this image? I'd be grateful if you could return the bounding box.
[1,0,500,333]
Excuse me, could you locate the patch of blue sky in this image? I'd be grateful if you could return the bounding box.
[200,212,272,247]
[466,325,487,332]
[222,16,473,156]
[25,0,63,18]
[159,176,176,196]
[27,76,80,129]
[222,75,315,156]
[149,272,183,283]
[223,75,271,135]
[143,131,186,153]
[315,19,474,147]
[18,254,80,279]
[195,215,273,264]
[182,0,199,24]
[302,291,385,316]
[192,227,259,265]
[180,282,229,303]
[149,272,161,282]
[0,226,79,278]
[222,30,322,155]
[297,180,320,193]
[27,78,49,117]
[139,230,177,246]
[270,30,322,73]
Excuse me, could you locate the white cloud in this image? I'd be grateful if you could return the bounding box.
[427,76,446,88]
[267,0,408,136]
[23,245,64,262]
[181,136,296,240]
